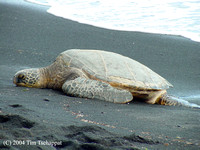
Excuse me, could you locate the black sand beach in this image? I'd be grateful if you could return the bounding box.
[0,1,200,150]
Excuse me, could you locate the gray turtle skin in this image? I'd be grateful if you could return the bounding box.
[13,49,200,108]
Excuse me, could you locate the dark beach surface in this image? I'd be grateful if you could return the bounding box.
[0,0,200,150]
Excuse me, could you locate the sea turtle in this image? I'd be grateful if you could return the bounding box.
[13,49,200,108]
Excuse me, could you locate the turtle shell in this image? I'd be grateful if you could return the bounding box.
[58,49,172,90]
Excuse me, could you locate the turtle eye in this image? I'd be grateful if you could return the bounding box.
[18,74,25,79]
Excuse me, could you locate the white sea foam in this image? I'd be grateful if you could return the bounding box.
[182,94,200,100]
[27,0,200,42]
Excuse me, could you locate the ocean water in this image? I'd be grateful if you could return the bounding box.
[27,0,200,42]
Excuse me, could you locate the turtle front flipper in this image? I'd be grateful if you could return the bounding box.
[62,77,133,103]
[157,94,200,109]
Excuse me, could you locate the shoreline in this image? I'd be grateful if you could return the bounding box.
[0,1,200,150]
[28,0,200,43]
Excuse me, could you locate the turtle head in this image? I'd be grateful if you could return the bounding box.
[13,68,45,88]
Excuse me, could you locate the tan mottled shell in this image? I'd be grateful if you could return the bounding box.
[58,49,172,90]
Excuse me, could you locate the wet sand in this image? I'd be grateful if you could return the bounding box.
[0,1,200,150]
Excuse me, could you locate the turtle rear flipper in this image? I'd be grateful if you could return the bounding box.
[62,77,133,103]
[157,94,200,109]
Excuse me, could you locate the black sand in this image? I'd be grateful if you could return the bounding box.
[0,1,200,150]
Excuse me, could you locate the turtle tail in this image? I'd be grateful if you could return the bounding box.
[157,94,200,109]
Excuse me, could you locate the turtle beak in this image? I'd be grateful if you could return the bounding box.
[13,75,18,85]
[13,74,22,86]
